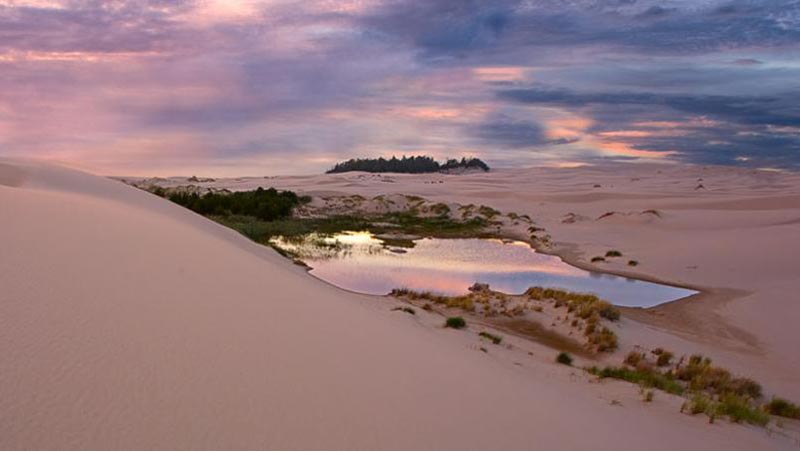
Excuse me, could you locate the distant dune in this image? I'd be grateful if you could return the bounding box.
[1,159,797,449]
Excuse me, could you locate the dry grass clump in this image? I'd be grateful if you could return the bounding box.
[477,205,501,218]
[651,347,674,366]
[524,287,620,320]
[605,250,623,257]
[628,260,639,267]
[391,306,416,315]
[586,325,618,352]
[675,354,762,399]
[479,331,503,344]
[525,286,620,352]
[590,256,606,263]
[390,288,476,312]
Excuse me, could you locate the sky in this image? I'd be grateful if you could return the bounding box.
[1,0,799,176]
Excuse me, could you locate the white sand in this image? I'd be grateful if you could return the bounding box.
[2,159,798,449]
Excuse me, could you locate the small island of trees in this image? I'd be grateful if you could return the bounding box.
[326,156,490,174]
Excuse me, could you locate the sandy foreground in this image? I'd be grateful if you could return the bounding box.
[1,158,799,449]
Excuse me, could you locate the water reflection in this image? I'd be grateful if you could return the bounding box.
[270,231,697,308]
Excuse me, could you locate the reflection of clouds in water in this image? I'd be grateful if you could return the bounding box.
[280,231,696,307]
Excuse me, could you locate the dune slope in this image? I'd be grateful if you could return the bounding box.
[0,160,793,449]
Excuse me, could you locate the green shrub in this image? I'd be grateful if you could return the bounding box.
[628,260,639,267]
[765,397,800,419]
[479,331,503,344]
[605,250,622,257]
[717,394,770,426]
[445,317,466,329]
[556,352,573,366]
[167,187,306,221]
[688,393,715,415]
[591,256,606,263]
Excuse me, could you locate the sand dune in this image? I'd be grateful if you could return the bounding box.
[2,160,798,449]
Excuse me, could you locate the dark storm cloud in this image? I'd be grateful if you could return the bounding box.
[498,87,800,127]
[358,0,800,62]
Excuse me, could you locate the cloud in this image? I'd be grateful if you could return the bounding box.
[1,0,799,174]
[498,87,800,127]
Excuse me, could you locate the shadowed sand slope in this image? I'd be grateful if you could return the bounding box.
[0,160,793,449]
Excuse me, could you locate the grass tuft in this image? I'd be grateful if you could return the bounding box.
[556,352,574,366]
[478,331,503,344]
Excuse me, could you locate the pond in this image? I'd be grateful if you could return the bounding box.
[270,231,697,308]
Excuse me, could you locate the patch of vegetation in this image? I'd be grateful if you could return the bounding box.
[597,349,799,428]
[445,317,467,329]
[717,393,770,426]
[765,398,800,419]
[652,348,674,367]
[590,256,606,263]
[165,187,309,221]
[390,288,476,312]
[479,331,503,345]
[628,260,639,267]
[391,306,416,315]
[675,354,762,399]
[556,352,574,366]
[589,366,685,395]
[477,205,501,218]
[605,250,623,257]
[214,215,371,242]
[429,203,451,216]
[326,155,489,174]
[525,286,620,352]
[525,287,620,322]
[375,211,488,238]
[217,209,490,246]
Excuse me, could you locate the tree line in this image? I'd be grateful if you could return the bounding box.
[326,156,490,174]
